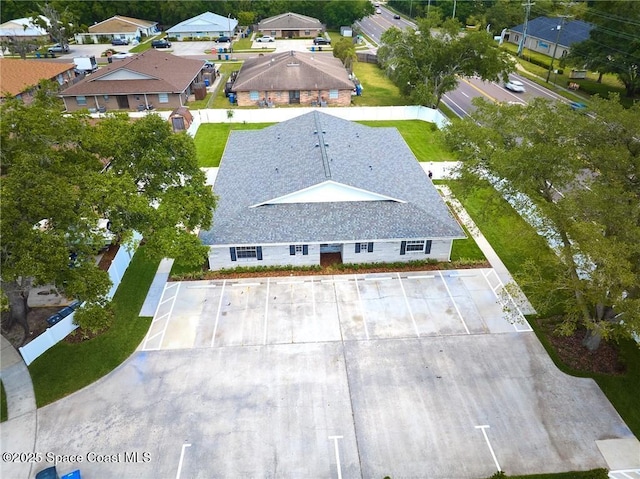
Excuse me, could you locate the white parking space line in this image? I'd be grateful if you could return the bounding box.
[311,279,316,324]
[328,436,343,479]
[481,270,532,332]
[438,271,470,334]
[232,282,260,287]
[276,280,304,285]
[364,276,393,281]
[354,276,370,340]
[263,278,270,345]
[475,425,501,472]
[211,280,226,348]
[185,284,217,288]
[175,443,191,479]
[407,275,435,279]
[397,273,420,338]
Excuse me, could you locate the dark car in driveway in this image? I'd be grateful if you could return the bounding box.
[313,37,330,45]
[216,36,231,43]
[151,39,172,48]
[111,38,129,46]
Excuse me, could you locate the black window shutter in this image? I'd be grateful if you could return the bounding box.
[425,240,432,254]
[302,245,308,255]
[368,242,374,253]
[355,243,361,253]
[290,245,295,256]
[230,247,237,261]
[257,246,263,260]
[400,241,406,255]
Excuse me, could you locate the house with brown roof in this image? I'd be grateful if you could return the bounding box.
[257,12,324,38]
[231,51,354,107]
[0,58,75,104]
[74,15,158,45]
[59,49,205,112]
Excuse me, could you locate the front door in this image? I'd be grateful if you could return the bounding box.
[288,90,300,104]
[116,95,129,109]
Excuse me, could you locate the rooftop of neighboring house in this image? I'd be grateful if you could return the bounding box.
[0,58,74,97]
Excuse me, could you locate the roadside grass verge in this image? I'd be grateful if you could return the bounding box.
[0,381,6,422]
[28,248,159,407]
[194,123,274,167]
[485,469,608,479]
[211,63,243,109]
[448,180,640,438]
[357,120,454,161]
[351,62,409,106]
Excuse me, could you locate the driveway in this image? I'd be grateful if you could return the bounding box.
[4,269,634,479]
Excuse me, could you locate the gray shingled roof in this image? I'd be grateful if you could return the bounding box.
[231,51,354,93]
[199,112,464,246]
[258,12,323,30]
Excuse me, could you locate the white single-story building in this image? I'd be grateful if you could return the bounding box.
[75,15,158,45]
[199,111,465,270]
[166,11,238,40]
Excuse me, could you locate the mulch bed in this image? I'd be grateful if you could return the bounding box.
[536,317,626,375]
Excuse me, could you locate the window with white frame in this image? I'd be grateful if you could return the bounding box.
[77,96,87,106]
[290,245,309,255]
[250,91,259,101]
[236,246,258,259]
[405,240,425,252]
[305,30,310,35]
[329,89,339,99]
[158,93,169,103]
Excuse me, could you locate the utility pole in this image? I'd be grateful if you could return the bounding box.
[452,0,457,19]
[546,16,569,83]
[518,0,534,57]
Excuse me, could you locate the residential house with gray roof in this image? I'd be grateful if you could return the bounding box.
[199,111,465,270]
[231,51,354,107]
[59,49,205,112]
[167,11,238,40]
[257,12,324,38]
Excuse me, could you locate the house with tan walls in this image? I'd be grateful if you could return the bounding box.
[257,12,324,38]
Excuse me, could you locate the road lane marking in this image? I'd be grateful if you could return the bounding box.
[328,436,344,479]
[460,77,498,103]
[438,271,470,334]
[211,280,226,348]
[175,443,191,479]
[475,425,500,472]
[397,272,420,337]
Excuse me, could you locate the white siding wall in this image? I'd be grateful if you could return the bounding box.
[209,244,319,270]
[209,240,453,270]
[342,240,452,264]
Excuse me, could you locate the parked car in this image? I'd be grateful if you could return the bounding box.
[48,43,69,53]
[112,52,133,59]
[505,80,525,92]
[151,39,172,48]
[394,14,401,19]
[376,8,382,14]
[313,37,330,45]
[111,38,129,46]
[217,36,231,43]
[256,35,275,42]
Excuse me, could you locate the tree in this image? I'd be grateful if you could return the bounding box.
[332,37,357,71]
[323,0,373,28]
[566,0,640,97]
[30,3,75,49]
[444,97,640,350]
[0,90,216,342]
[1,34,39,59]
[377,17,514,108]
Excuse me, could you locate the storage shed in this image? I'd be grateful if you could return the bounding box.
[168,107,193,132]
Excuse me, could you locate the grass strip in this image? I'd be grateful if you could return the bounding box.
[0,381,6,422]
[28,247,159,407]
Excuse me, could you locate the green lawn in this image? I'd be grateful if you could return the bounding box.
[0,381,7,422]
[357,120,454,161]
[486,470,608,479]
[194,122,274,167]
[28,247,159,407]
[351,62,409,106]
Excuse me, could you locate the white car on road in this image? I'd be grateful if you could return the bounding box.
[505,80,526,92]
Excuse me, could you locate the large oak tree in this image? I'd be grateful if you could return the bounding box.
[444,96,640,350]
[0,89,216,341]
[378,17,514,108]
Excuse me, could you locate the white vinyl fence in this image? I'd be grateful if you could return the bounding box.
[19,234,141,366]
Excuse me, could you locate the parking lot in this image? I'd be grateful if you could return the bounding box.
[142,269,530,351]
[19,269,634,478]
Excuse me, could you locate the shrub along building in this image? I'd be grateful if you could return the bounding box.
[199,112,465,270]
[231,51,354,107]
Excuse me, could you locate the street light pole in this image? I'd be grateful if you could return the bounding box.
[546,16,567,83]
